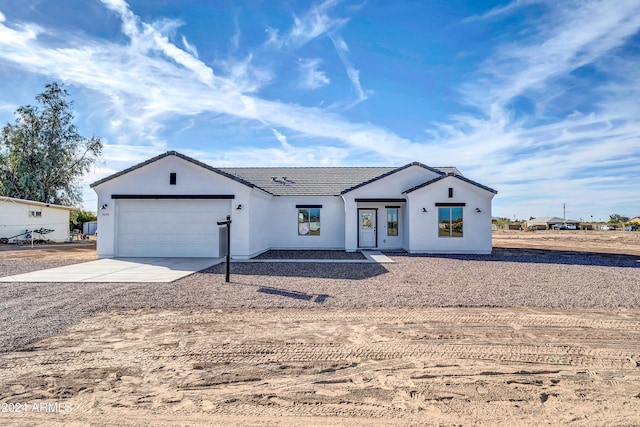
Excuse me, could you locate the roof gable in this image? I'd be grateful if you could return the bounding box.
[339,162,446,195]
[403,173,498,195]
[90,151,263,192]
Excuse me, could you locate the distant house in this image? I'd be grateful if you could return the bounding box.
[91,151,498,258]
[0,196,77,243]
[628,217,640,224]
[526,217,580,230]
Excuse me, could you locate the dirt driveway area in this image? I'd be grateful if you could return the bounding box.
[0,233,639,425]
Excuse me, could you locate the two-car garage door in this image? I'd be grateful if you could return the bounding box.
[115,199,231,257]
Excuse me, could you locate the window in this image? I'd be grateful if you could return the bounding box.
[438,207,463,237]
[387,208,398,236]
[30,211,42,217]
[298,208,320,236]
[170,173,177,185]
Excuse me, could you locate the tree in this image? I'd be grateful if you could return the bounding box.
[69,210,97,232]
[609,214,629,223]
[0,83,102,206]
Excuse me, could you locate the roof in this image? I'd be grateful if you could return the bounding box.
[402,173,498,195]
[224,164,461,196]
[90,151,470,196]
[0,196,78,211]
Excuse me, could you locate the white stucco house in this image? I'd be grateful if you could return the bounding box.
[0,196,77,243]
[90,151,497,259]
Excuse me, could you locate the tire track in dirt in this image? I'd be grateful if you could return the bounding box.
[87,308,640,331]
[2,307,640,424]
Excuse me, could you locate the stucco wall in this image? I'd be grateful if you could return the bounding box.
[245,189,273,258]
[0,200,72,243]
[406,176,495,254]
[268,196,345,250]
[93,155,256,258]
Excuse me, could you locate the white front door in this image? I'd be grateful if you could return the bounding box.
[359,209,377,248]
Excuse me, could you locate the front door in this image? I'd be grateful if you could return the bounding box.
[358,209,377,248]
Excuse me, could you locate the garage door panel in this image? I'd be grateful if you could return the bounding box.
[116,199,230,257]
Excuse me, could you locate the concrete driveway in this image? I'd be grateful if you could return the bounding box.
[0,257,223,283]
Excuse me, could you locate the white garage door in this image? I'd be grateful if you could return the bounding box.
[116,199,231,257]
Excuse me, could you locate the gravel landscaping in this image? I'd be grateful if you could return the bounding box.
[0,248,639,353]
[254,250,366,260]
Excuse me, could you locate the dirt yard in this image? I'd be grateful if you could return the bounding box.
[493,229,640,255]
[0,232,639,425]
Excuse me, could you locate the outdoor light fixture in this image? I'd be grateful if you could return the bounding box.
[236,204,242,210]
[476,208,482,212]
[422,207,427,212]
[100,204,108,210]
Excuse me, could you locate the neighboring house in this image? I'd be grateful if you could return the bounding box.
[628,217,640,224]
[0,196,77,243]
[90,151,497,259]
[526,217,580,230]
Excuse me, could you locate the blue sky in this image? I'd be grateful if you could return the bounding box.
[0,0,639,221]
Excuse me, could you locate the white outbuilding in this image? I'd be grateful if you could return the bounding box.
[0,196,77,243]
[91,151,498,258]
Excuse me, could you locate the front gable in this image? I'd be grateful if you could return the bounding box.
[91,151,263,196]
[403,173,497,196]
[402,174,496,212]
[341,163,444,198]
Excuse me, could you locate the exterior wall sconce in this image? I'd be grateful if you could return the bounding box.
[476,208,482,212]
[101,204,108,210]
[422,208,427,212]
[236,204,242,210]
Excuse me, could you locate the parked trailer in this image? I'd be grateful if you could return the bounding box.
[0,228,55,244]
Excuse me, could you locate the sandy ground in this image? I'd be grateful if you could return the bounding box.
[0,241,97,260]
[0,232,639,425]
[493,229,640,255]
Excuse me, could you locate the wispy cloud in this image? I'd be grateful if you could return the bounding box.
[1,0,639,218]
[0,1,394,158]
[216,53,274,93]
[432,0,640,217]
[0,101,16,113]
[462,0,542,23]
[181,35,198,58]
[329,34,369,103]
[101,0,215,86]
[298,58,330,89]
[271,128,292,149]
[267,0,367,103]
[267,0,347,48]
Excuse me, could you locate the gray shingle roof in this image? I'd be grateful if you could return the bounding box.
[90,151,466,196]
[222,164,461,196]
